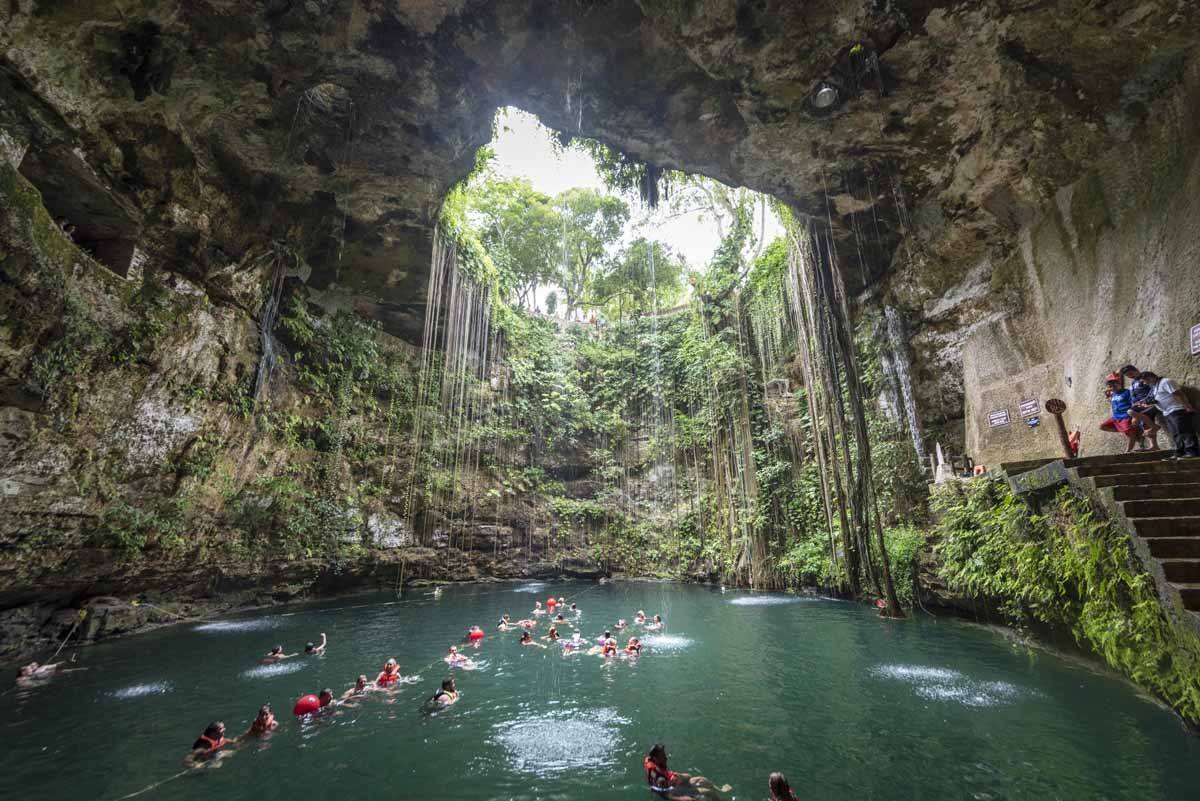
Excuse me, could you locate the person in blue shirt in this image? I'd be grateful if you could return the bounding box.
[1099,372,1142,452]
[1120,365,1160,451]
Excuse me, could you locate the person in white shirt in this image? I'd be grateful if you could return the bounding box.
[1140,371,1199,459]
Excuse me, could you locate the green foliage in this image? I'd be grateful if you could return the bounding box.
[98,499,186,555]
[883,524,926,608]
[30,292,111,419]
[232,473,361,559]
[934,480,1200,723]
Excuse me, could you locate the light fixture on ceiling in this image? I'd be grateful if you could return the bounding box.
[813,83,838,109]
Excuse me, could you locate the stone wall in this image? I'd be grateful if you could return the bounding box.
[963,54,1200,466]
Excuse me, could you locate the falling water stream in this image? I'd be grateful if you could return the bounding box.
[5,583,1198,801]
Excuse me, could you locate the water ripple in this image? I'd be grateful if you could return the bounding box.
[872,664,1026,708]
[192,618,279,633]
[727,595,808,606]
[242,661,307,679]
[640,634,693,650]
[109,681,174,699]
[492,710,629,777]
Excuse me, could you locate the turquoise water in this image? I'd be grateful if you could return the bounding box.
[4,581,1199,801]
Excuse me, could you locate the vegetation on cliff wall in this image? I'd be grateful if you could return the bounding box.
[932,480,1200,723]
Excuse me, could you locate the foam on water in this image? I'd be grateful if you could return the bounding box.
[640,634,693,650]
[242,661,307,679]
[873,664,1026,708]
[493,710,629,777]
[110,681,174,699]
[727,595,806,606]
[513,583,547,594]
[193,617,279,634]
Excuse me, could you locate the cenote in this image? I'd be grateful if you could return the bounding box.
[6,582,1199,801]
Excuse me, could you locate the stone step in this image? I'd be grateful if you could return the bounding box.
[1077,461,1200,479]
[1064,451,1173,469]
[1161,560,1200,583]
[1120,499,1200,518]
[1131,517,1200,538]
[1172,583,1200,611]
[1145,538,1200,559]
[997,457,1058,475]
[1092,472,1200,489]
[1111,483,1200,500]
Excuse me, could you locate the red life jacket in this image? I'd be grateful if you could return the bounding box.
[644,757,677,789]
[197,734,228,752]
[377,669,399,685]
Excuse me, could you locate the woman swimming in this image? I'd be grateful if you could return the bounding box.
[768,772,800,801]
[375,658,402,686]
[634,610,646,624]
[262,645,297,663]
[614,618,628,630]
[645,614,664,631]
[644,743,724,799]
[431,677,458,706]
[601,632,619,658]
[245,705,277,736]
[186,721,235,768]
[545,627,560,642]
[304,632,327,656]
[341,675,372,702]
[497,614,512,630]
[625,637,642,655]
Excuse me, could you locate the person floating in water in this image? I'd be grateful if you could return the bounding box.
[519,631,546,648]
[570,603,579,614]
[467,625,486,646]
[768,772,800,801]
[544,627,560,642]
[445,646,474,667]
[625,636,642,655]
[341,675,372,702]
[263,645,298,663]
[517,618,537,630]
[245,705,278,737]
[562,631,585,654]
[15,658,82,685]
[376,658,402,686]
[497,614,513,630]
[644,743,725,799]
[634,610,647,624]
[431,677,458,706]
[645,614,664,631]
[614,618,628,630]
[532,600,545,616]
[317,688,336,709]
[554,613,567,625]
[186,721,235,768]
[304,632,328,656]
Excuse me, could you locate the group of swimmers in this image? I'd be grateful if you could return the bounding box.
[184,593,672,767]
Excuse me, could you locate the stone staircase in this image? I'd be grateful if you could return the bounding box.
[1001,451,1200,631]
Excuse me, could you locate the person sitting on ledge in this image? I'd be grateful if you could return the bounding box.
[1099,372,1142,453]
[1139,370,1199,460]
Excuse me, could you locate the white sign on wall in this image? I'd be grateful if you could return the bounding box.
[1018,398,1040,418]
[1191,322,1200,356]
[987,409,1011,428]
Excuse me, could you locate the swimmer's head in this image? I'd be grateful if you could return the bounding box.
[604,631,611,638]
[270,645,283,655]
[385,658,398,669]
[17,662,36,678]
[318,688,334,705]
[448,646,458,654]
[356,675,368,689]
[442,677,456,692]
[256,705,272,722]
[647,743,667,765]
[769,772,794,800]
[556,614,565,621]
[654,615,662,622]
[204,721,226,739]
[304,642,315,653]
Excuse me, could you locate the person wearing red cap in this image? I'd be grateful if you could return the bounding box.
[1099,372,1141,452]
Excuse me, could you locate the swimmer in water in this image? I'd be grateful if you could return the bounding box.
[634,610,647,624]
[15,658,80,685]
[497,614,513,630]
[263,645,297,662]
[304,632,327,656]
[376,658,402,686]
[768,772,800,801]
[519,631,535,646]
[467,625,485,646]
[431,677,458,706]
[570,603,579,615]
[544,627,560,642]
[554,613,567,624]
[245,705,278,736]
[517,618,536,630]
[562,631,585,653]
[317,688,336,709]
[445,646,472,666]
[625,636,642,655]
[645,614,664,631]
[186,721,234,768]
[644,743,725,799]
[341,674,372,702]
[532,601,545,616]
[615,618,628,631]
[601,632,619,657]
